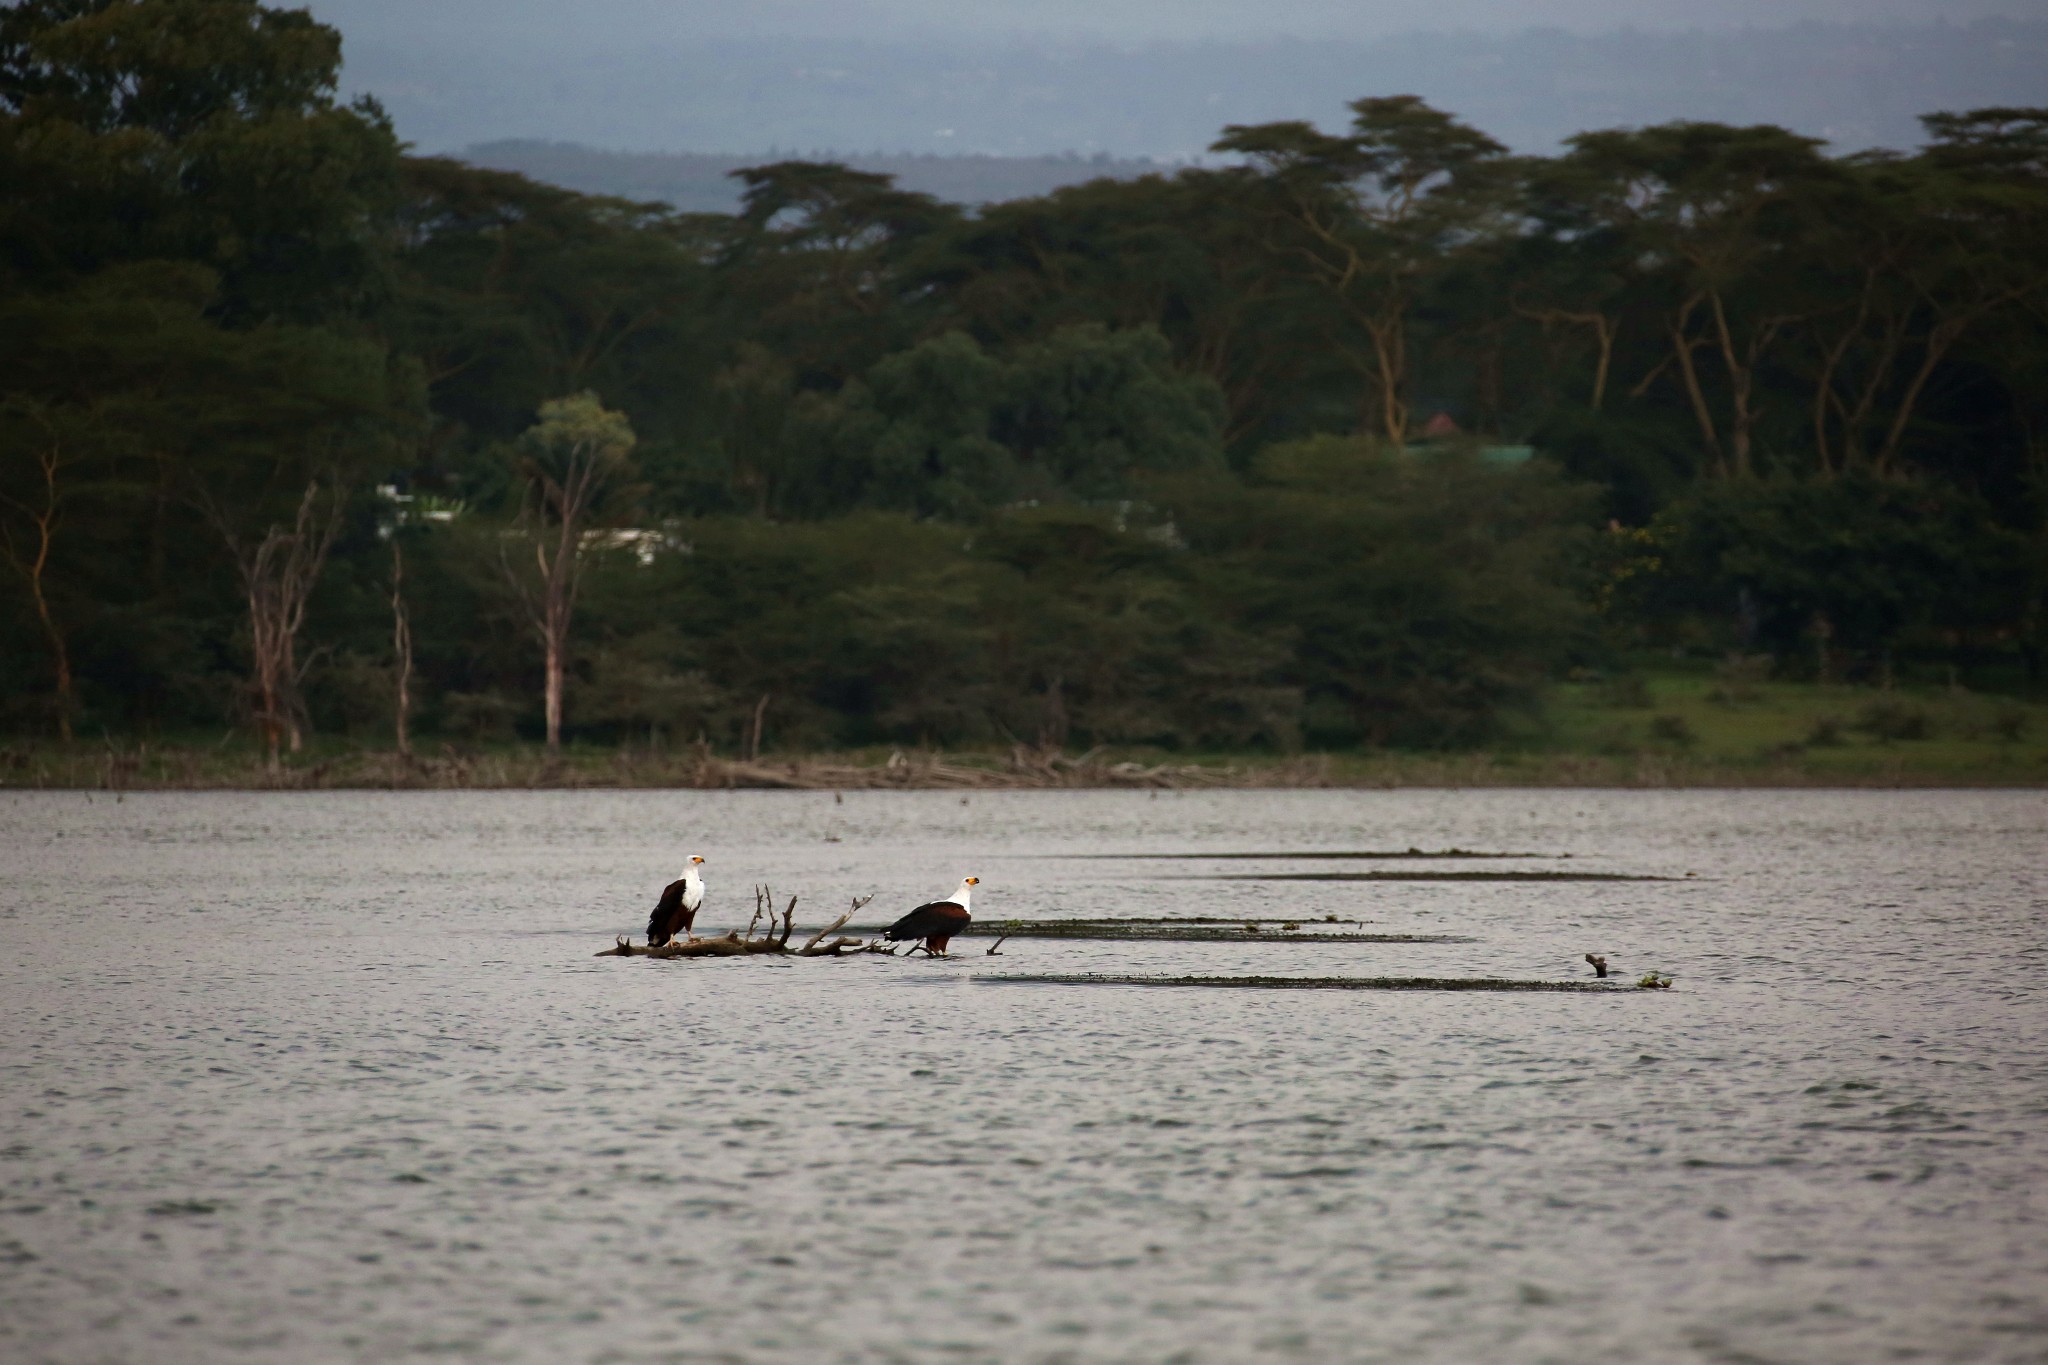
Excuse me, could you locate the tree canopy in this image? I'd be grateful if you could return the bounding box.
[4,1,2044,752]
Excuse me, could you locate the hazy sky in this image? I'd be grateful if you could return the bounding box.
[303,0,2045,44]
[297,0,2048,158]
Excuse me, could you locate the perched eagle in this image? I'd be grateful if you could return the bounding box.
[884,877,977,955]
[646,856,706,947]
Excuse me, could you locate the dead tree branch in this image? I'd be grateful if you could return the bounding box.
[798,895,872,953]
[596,891,899,959]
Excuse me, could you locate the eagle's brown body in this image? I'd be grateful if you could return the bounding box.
[884,900,971,955]
[646,859,705,947]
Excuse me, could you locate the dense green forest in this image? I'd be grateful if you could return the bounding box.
[3,1,2045,770]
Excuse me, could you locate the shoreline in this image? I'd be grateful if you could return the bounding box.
[4,744,2044,791]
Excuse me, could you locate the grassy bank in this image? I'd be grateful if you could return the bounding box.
[1531,669,2048,785]
[4,674,2044,791]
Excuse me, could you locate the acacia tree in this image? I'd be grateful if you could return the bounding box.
[1794,159,1928,477]
[392,159,721,405]
[916,170,1320,449]
[1214,96,1510,446]
[502,391,637,755]
[714,161,960,390]
[1548,123,1837,479]
[1862,109,2048,475]
[1785,151,2036,479]
[1511,156,1649,414]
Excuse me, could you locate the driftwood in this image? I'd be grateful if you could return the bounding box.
[673,746,1333,792]
[596,891,889,959]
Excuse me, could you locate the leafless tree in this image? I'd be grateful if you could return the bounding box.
[216,480,343,773]
[0,404,80,740]
[745,692,772,761]
[391,540,414,759]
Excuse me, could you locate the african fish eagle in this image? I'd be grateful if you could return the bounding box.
[646,856,705,947]
[884,877,977,955]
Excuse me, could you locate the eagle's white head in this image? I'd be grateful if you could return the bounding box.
[955,876,979,907]
[685,855,705,878]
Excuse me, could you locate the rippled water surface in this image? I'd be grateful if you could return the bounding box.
[3,788,2046,1364]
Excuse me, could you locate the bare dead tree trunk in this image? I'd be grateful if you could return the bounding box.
[391,541,413,760]
[1038,674,1069,750]
[538,500,582,756]
[745,692,771,762]
[543,605,566,754]
[502,405,631,759]
[0,432,76,742]
[501,496,579,759]
[225,481,344,775]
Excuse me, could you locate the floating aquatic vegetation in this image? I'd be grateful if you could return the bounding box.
[1062,848,1552,860]
[840,918,1474,944]
[1175,870,1673,883]
[975,974,1638,993]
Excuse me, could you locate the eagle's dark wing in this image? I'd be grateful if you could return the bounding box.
[884,900,971,942]
[647,878,690,946]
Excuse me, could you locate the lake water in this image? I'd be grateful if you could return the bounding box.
[3,788,2045,1363]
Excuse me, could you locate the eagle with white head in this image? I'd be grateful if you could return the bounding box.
[646,856,705,947]
[884,876,977,956]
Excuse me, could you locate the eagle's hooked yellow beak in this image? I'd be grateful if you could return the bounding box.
[965,876,979,885]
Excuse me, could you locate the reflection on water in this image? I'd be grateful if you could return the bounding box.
[2,789,2045,1363]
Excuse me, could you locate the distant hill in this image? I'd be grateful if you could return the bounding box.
[355,20,2048,161]
[462,143,1183,213]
